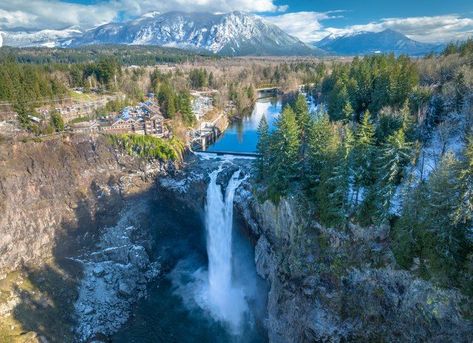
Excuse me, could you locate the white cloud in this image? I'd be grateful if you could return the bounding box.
[377,15,473,43]
[264,11,339,42]
[1,1,472,44]
[0,0,119,30]
[266,11,473,43]
[0,0,288,31]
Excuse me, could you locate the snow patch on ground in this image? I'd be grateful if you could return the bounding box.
[74,203,160,341]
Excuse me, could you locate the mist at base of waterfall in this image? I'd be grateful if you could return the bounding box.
[169,232,265,338]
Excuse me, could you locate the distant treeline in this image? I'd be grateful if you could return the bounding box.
[0,45,216,65]
[0,55,121,102]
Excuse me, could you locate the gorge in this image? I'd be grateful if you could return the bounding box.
[0,95,472,343]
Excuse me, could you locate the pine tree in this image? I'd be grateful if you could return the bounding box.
[453,135,473,225]
[158,82,176,118]
[352,110,376,205]
[50,111,65,132]
[394,148,471,289]
[400,100,416,140]
[14,98,31,129]
[269,106,301,199]
[328,79,349,121]
[256,116,270,181]
[323,147,350,226]
[306,113,345,224]
[424,153,463,280]
[293,93,310,135]
[392,180,428,268]
[177,91,195,126]
[342,101,354,123]
[306,113,334,189]
[376,128,413,222]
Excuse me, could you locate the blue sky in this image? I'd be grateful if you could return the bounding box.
[1,0,472,43]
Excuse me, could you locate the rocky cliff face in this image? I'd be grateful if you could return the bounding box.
[0,134,175,342]
[235,184,473,343]
[0,134,170,275]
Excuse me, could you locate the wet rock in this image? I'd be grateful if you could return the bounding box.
[118,280,133,297]
[216,164,240,194]
[128,246,149,270]
[0,134,168,275]
[83,306,94,315]
[92,266,105,277]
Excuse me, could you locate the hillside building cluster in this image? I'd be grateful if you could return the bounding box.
[71,99,168,137]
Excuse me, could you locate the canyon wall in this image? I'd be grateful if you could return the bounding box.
[0,134,177,342]
[235,183,473,343]
[0,134,170,275]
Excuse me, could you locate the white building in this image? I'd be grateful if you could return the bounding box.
[192,95,213,120]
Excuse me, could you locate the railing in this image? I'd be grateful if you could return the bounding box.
[194,150,261,158]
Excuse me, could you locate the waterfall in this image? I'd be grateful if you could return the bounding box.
[169,164,252,334]
[204,166,247,331]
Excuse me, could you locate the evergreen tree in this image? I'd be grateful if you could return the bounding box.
[293,93,310,135]
[342,101,354,123]
[158,82,176,118]
[376,128,413,222]
[352,110,376,206]
[208,72,215,89]
[247,85,255,101]
[268,106,300,200]
[256,116,270,181]
[14,98,31,129]
[392,180,428,268]
[328,79,350,121]
[177,91,195,126]
[400,100,416,140]
[453,135,473,225]
[50,111,65,132]
[423,153,463,281]
[306,113,334,189]
[306,113,346,225]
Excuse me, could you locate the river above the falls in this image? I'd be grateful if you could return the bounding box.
[207,96,282,153]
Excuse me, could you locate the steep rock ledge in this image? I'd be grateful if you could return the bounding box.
[0,134,171,275]
[235,183,473,343]
[0,134,175,342]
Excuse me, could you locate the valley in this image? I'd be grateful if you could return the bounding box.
[0,3,472,343]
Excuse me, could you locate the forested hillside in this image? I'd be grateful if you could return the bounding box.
[0,45,212,65]
[256,40,473,295]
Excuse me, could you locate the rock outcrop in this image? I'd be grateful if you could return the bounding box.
[74,203,161,341]
[0,134,170,275]
[0,134,175,342]
[235,183,473,343]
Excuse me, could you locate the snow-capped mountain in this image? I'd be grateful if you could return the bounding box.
[315,29,442,56]
[0,28,82,48]
[68,11,321,56]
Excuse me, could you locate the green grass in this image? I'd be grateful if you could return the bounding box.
[108,134,185,161]
[68,116,91,125]
[68,91,95,102]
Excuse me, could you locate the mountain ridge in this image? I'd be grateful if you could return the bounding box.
[67,11,322,56]
[315,29,443,56]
